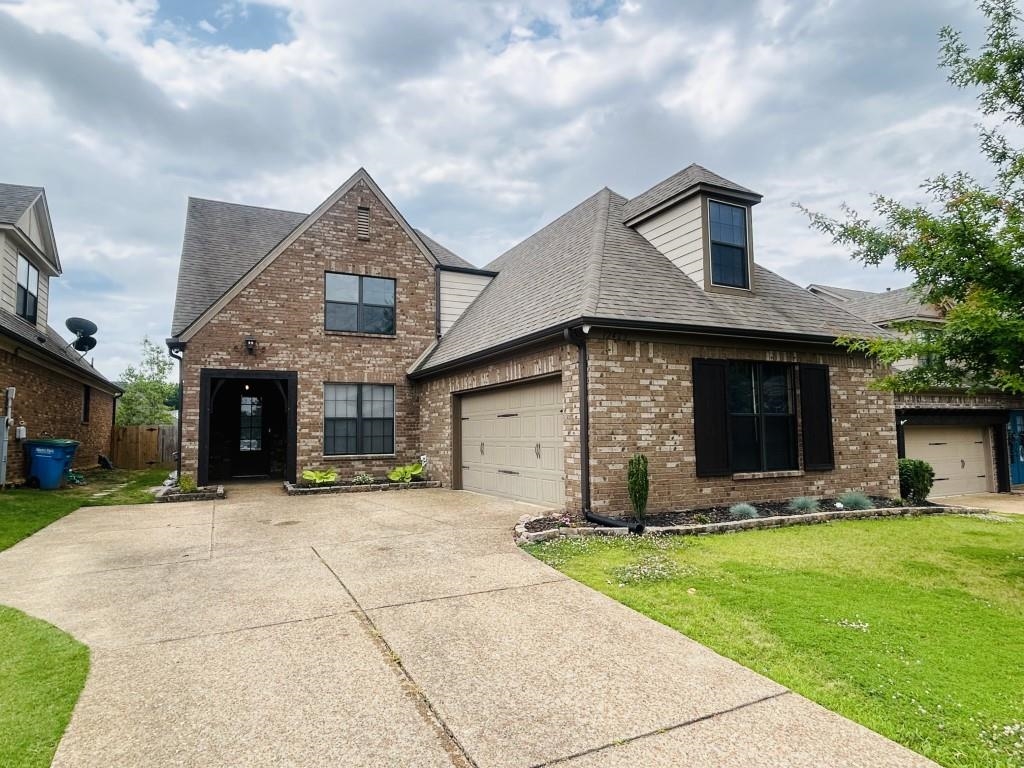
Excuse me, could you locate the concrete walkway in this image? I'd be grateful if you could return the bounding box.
[0,486,936,767]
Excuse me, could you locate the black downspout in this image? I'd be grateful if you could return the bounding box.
[564,327,639,532]
[168,343,184,480]
[434,265,442,339]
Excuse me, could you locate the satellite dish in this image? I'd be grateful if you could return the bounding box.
[66,317,98,337]
[72,336,97,352]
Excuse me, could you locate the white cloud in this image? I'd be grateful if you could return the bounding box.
[0,0,990,378]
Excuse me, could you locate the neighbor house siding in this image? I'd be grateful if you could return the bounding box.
[438,270,492,334]
[417,341,581,513]
[178,178,437,481]
[0,345,115,483]
[585,333,899,514]
[635,195,704,285]
[0,232,17,313]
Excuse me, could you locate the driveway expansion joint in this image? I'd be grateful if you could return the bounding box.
[364,576,569,612]
[528,690,793,767]
[311,546,479,768]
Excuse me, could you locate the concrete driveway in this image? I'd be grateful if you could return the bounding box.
[942,491,1024,515]
[0,485,935,767]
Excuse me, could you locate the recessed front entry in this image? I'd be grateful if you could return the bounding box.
[458,377,564,507]
[198,369,297,485]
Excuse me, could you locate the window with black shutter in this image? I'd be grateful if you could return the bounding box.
[693,359,833,474]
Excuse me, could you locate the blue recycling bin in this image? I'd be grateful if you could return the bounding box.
[24,439,80,490]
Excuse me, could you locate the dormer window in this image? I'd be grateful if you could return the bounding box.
[16,254,38,323]
[709,200,749,289]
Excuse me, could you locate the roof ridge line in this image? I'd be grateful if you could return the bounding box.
[581,188,611,317]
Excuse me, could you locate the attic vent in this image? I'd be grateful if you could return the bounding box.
[357,206,370,240]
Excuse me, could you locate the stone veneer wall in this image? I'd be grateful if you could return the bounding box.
[179,178,437,481]
[416,342,581,513]
[586,333,899,514]
[0,347,116,482]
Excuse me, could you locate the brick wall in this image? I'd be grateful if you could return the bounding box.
[896,391,1024,411]
[587,333,899,514]
[179,179,436,481]
[0,347,116,483]
[417,342,581,512]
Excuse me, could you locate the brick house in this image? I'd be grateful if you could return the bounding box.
[168,166,900,515]
[0,183,120,485]
[808,284,1024,495]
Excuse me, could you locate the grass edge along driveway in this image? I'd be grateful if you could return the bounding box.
[525,514,1024,768]
[0,468,166,768]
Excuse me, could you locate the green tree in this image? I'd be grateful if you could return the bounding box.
[115,337,177,426]
[802,0,1024,395]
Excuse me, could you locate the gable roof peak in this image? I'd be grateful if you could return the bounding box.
[622,163,761,225]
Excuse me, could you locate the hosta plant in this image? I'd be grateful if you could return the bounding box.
[387,462,424,483]
[302,469,338,486]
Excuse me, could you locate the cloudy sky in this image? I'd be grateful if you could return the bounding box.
[0,0,992,379]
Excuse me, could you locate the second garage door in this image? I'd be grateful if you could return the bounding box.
[904,425,990,496]
[460,377,564,507]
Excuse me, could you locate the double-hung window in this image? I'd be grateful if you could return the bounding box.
[727,362,797,472]
[16,254,38,323]
[324,383,394,455]
[708,201,749,289]
[325,273,395,334]
[693,358,834,476]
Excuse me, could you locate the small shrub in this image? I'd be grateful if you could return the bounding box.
[627,453,649,524]
[177,473,197,494]
[351,472,376,485]
[694,512,712,525]
[898,458,935,505]
[728,503,759,520]
[838,491,873,510]
[302,469,338,486]
[788,496,819,514]
[387,462,424,483]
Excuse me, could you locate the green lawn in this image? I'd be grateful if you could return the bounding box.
[0,468,168,551]
[525,514,1024,768]
[0,467,167,767]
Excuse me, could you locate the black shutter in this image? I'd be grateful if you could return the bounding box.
[693,359,731,477]
[799,364,834,471]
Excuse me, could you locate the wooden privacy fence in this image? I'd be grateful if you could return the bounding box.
[111,425,177,470]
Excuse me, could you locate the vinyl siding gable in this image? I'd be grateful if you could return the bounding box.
[635,194,704,286]
[439,270,492,334]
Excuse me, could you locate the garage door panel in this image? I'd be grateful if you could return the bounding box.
[460,378,564,507]
[904,425,990,496]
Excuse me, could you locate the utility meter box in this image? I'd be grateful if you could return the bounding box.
[15,425,27,440]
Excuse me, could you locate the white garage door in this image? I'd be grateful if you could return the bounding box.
[460,378,564,507]
[904,425,990,496]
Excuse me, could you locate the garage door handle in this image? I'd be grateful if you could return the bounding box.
[498,470,520,475]
[480,442,485,455]
[535,443,541,458]
[961,459,966,469]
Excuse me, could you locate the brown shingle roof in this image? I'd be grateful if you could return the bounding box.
[622,164,760,223]
[415,188,884,373]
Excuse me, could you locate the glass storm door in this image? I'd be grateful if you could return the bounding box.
[1010,411,1024,486]
[236,394,267,476]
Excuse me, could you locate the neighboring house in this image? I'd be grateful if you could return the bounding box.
[0,183,120,484]
[168,165,899,515]
[808,284,1023,495]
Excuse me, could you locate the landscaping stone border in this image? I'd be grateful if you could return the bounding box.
[514,505,984,544]
[283,480,442,496]
[155,485,224,503]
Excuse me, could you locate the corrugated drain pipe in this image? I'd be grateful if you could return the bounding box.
[563,326,638,531]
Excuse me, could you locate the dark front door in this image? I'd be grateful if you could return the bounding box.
[1010,411,1024,486]
[199,370,297,485]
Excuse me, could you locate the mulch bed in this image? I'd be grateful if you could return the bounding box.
[524,497,939,532]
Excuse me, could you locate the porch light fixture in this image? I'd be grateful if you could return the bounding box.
[244,335,258,355]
